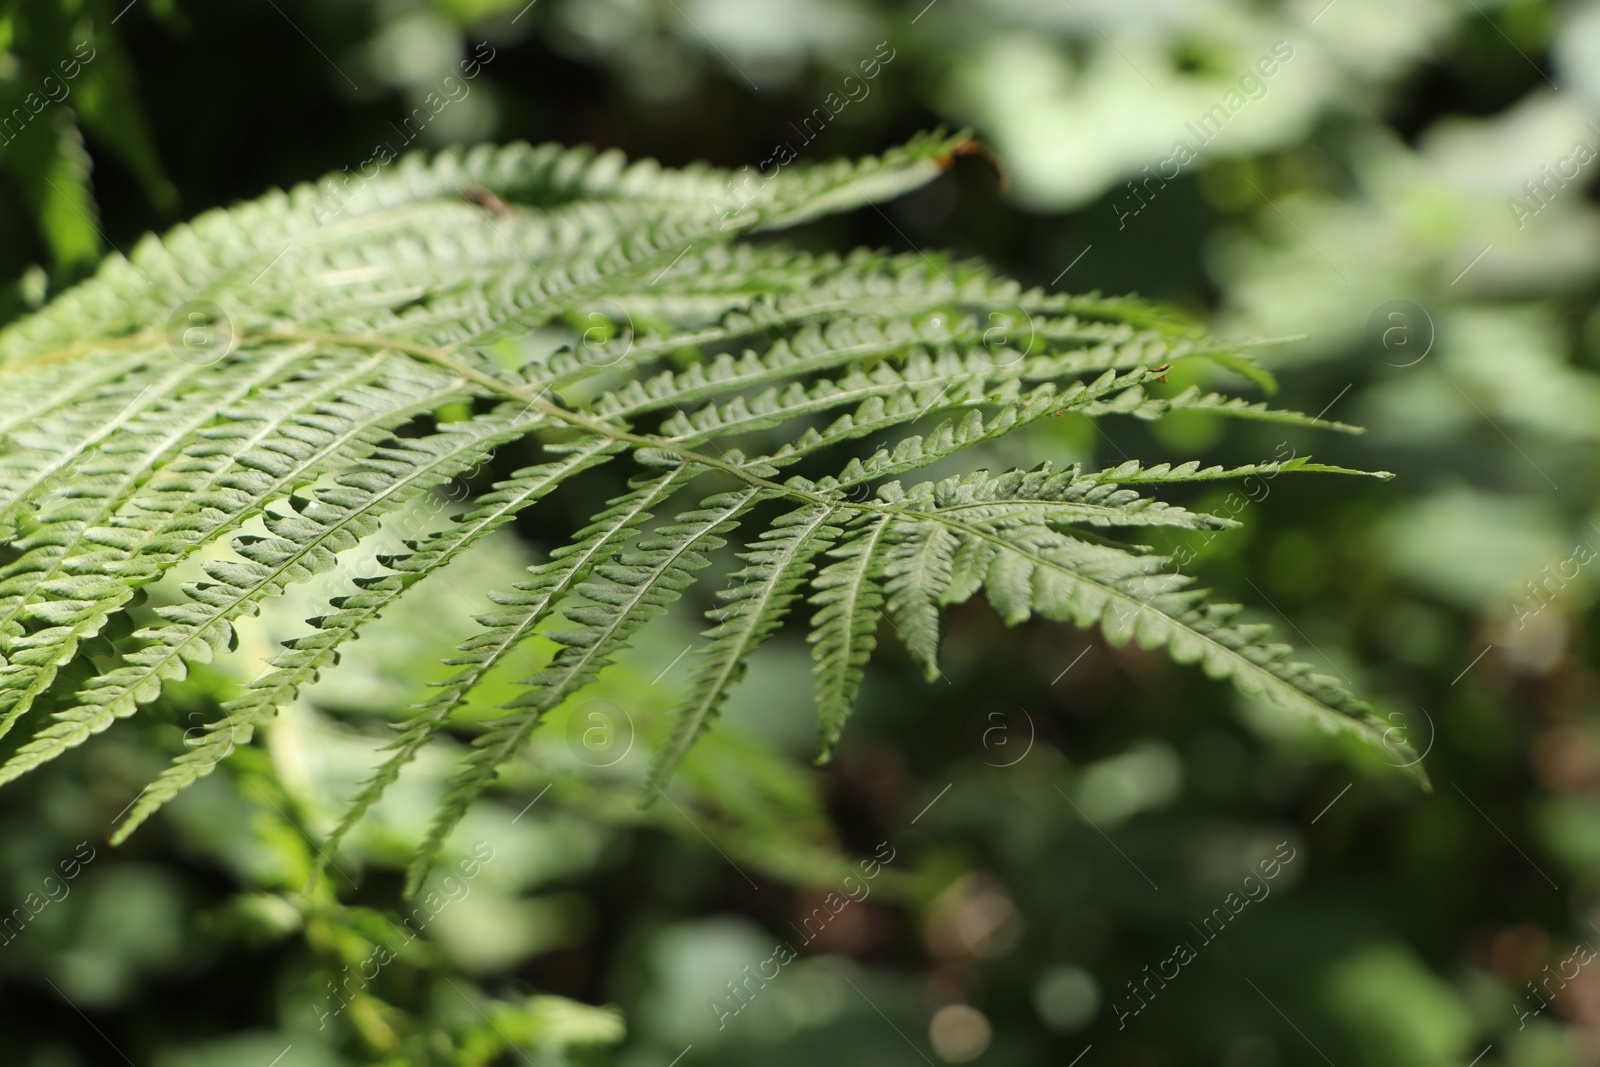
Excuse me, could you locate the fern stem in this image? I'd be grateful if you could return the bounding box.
[258,327,822,499]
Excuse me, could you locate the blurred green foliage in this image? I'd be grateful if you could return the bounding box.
[3,0,1600,1064]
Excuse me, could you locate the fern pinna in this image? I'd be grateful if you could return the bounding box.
[0,131,1417,892]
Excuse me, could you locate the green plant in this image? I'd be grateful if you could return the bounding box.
[0,130,1416,894]
[0,0,173,278]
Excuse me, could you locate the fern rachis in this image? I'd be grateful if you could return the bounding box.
[0,131,1419,888]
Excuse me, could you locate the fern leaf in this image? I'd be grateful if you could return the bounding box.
[895,465,1239,533]
[0,364,491,768]
[949,520,1408,766]
[314,454,683,871]
[103,404,548,840]
[1080,381,1361,432]
[1089,456,1392,486]
[0,352,311,735]
[808,513,893,761]
[408,485,761,892]
[880,517,958,682]
[0,132,1422,872]
[649,502,843,791]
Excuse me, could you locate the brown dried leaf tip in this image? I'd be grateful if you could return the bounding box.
[938,138,1011,195]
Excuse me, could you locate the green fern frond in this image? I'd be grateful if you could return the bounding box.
[881,518,959,682]
[0,131,1422,892]
[409,484,761,893]
[650,501,843,789]
[309,438,631,876]
[809,513,893,761]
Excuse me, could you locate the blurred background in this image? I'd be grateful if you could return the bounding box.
[2,0,1599,1064]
